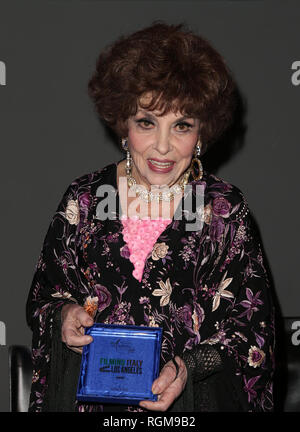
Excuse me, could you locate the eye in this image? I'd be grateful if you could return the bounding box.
[175,122,193,132]
[136,118,154,129]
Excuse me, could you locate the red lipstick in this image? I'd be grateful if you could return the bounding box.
[147,158,175,173]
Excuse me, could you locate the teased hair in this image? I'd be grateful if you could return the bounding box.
[88,21,237,154]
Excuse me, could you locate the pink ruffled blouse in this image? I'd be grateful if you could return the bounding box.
[120,215,172,282]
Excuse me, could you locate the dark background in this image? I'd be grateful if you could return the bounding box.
[0,0,299,411]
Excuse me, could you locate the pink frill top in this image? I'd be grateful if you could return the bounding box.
[120,215,172,282]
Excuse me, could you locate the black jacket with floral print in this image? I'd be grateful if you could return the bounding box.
[26,160,275,412]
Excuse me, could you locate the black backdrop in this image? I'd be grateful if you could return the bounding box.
[0,0,299,411]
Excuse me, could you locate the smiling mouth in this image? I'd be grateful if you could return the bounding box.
[148,159,175,167]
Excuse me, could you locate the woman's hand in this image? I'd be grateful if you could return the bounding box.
[139,356,187,411]
[61,304,94,354]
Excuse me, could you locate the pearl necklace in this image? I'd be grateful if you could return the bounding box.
[126,168,192,203]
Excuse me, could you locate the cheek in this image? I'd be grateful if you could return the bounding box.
[177,138,197,159]
[128,131,150,154]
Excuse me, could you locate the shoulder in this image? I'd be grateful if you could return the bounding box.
[54,162,117,221]
[56,162,117,210]
[59,162,117,202]
[194,170,250,222]
[69,162,117,191]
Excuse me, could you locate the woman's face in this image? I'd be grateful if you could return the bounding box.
[126,100,200,190]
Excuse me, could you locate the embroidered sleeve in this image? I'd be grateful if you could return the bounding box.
[198,201,276,412]
[26,181,86,411]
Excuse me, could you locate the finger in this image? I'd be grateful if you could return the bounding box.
[151,362,177,395]
[67,345,83,355]
[140,380,183,412]
[63,327,93,347]
[76,308,94,328]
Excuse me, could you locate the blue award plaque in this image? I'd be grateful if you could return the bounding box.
[76,323,162,405]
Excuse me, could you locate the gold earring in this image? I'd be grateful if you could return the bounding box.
[190,141,203,181]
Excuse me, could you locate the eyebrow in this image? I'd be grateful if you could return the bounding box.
[136,109,194,123]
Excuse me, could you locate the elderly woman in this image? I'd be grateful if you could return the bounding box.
[26,22,275,412]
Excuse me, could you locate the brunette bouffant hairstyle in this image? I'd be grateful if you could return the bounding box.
[88,22,237,154]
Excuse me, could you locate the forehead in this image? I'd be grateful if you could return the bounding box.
[135,91,201,124]
[135,104,197,122]
[137,92,182,117]
[136,110,192,124]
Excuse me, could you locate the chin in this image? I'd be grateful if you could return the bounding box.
[148,174,177,187]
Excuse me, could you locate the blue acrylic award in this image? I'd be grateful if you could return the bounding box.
[76,323,162,405]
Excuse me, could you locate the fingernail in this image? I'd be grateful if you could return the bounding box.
[152,385,159,394]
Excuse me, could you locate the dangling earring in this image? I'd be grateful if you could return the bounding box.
[121,137,132,176]
[190,140,203,181]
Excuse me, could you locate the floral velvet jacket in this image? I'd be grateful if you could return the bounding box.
[26,160,275,412]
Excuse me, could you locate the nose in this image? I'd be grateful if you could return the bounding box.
[153,129,172,155]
